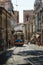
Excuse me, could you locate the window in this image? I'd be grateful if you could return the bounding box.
[26,16,29,21]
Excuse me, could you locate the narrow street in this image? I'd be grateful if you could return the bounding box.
[0,0,43,65]
[0,43,43,65]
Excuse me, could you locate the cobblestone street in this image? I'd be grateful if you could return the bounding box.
[0,43,43,65]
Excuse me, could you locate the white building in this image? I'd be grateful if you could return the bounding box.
[34,0,43,45]
[34,0,43,32]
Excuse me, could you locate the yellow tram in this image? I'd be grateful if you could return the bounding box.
[13,30,24,46]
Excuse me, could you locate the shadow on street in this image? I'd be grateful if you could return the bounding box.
[14,50,43,65]
[0,50,14,65]
[24,56,43,65]
[16,50,43,65]
[14,50,43,56]
[18,63,32,65]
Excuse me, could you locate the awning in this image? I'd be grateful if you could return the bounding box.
[31,34,40,40]
[31,36,34,40]
[35,34,40,38]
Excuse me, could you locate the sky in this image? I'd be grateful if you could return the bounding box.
[12,0,35,23]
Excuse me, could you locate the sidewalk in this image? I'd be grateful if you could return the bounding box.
[28,43,43,50]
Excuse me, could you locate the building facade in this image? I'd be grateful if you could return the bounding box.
[23,10,35,42]
[34,0,43,32]
[23,10,34,23]
[34,0,43,45]
[0,7,13,50]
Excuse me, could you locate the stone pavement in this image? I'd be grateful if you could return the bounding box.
[0,43,43,65]
[6,43,43,65]
[28,43,43,50]
[23,43,43,65]
[7,43,43,51]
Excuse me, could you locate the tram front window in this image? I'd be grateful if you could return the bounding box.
[14,31,24,46]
